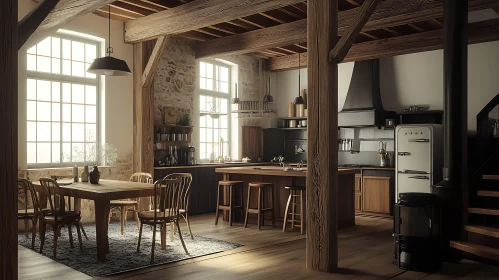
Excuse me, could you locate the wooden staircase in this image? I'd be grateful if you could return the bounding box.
[451,174,499,262]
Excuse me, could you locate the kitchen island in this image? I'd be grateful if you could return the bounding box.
[216,166,360,229]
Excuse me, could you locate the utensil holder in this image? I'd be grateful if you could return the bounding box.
[380,158,389,167]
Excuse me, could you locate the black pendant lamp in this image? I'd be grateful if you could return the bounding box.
[263,76,274,103]
[232,83,240,104]
[88,4,131,76]
[294,47,305,105]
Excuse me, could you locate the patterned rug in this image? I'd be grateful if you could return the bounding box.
[18,221,242,277]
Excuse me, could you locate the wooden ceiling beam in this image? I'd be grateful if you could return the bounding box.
[266,18,499,71]
[38,0,117,30]
[124,0,305,43]
[18,0,60,49]
[195,0,499,58]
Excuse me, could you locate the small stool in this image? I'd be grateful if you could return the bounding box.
[215,181,244,226]
[244,182,274,230]
[283,186,305,234]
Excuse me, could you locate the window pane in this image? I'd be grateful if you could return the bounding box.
[200,62,206,77]
[37,102,51,121]
[199,143,206,159]
[72,143,84,162]
[52,122,60,141]
[37,56,51,73]
[27,101,36,121]
[200,77,206,90]
[37,121,51,141]
[213,117,219,128]
[220,115,228,128]
[51,58,61,74]
[86,105,96,123]
[27,79,36,100]
[72,84,84,103]
[37,80,51,101]
[51,82,60,102]
[221,129,228,143]
[207,128,213,143]
[220,98,228,114]
[27,122,36,142]
[27,54,36,71]
[62,59,71,75]
[72,61,85,77]
[62,143,71,162]
[52,143,60,163]
[214,129,220,143]
[86,143,96,163]
[206,63,213,78]
[62,104,71,122]
[72,41,85,62]
[85,63,96,79]
[52,37,60,58]
[220,67,229,82]
[72,104,85,122]
[37,143,51,163]
[27,143,36,164]
[85,86,97,104]
[200,128,206,142]
[85,44,96,63]
[72,123,84,142]
[62,39,71,59]
[37,37,51,57]
[86,124,96,142]
[52,103,60,121]
[27,45,36,55]
[206,78,213,90]
[62,123,71,142]
[62,83,71,102]
[200,115,207,127]
[220,82,228,93]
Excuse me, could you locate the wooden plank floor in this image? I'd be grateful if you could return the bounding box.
[19,215,499,280]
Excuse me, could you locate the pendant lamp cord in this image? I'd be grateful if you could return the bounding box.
[298,43,301,97]
[107,4,113,56]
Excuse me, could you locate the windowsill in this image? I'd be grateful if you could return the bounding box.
[23,165,114,171]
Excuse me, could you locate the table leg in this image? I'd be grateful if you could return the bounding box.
[38,192,47,238]
[94,200,110,261]
[161,223,167,250]
[223,173,229,221]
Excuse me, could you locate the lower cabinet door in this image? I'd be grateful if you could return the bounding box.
[355,193,362,212]
[362,176,391,215]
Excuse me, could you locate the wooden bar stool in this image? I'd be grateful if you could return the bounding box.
[244,182,274,230]
[283,186,305,234]
[215,181,244,226]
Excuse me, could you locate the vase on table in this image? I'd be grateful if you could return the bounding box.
[89,165,100,184]
[81,165,89,182]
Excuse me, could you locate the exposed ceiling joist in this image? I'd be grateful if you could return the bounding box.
[266,18,499,71]
[124,0,305,43]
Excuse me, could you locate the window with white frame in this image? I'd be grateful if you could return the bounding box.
[26,34,100,166]
[199,61,230,161]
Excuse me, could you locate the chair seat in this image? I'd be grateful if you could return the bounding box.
[110,200,139,206]
[139,210,177,221]
[249,182,273,188]
[44,211,81,223]
[218,181,244,186]
[285,186,306,191]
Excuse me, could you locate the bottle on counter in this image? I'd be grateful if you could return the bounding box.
[156,128,161,142]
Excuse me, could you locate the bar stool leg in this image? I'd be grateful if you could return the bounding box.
[215,184,221,225]
[228,186,233,227]
[244,186,251,228]
[270,186,275,228]
[257,187,262,230]
[300,190,304,235]
[291,190,296,229]
[283,190,292,232]
[240,184,244,220]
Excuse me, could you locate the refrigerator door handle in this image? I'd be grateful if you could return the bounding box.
[408,138,430,143]
[397,152,411,156]
[399,169,429,174]
[408,175,430,180]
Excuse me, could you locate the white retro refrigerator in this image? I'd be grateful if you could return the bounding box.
[395,124,444,201]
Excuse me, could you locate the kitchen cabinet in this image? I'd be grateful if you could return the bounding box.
[362,176,392,216]
[354,174,362,212]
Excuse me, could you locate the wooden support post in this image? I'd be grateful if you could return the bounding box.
[133,37,167,176]
[307,0,339,272]
[0,0,18,279]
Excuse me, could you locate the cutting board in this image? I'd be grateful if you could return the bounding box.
[242,126,262,161]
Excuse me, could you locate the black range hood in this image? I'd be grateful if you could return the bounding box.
[338,59,395,127]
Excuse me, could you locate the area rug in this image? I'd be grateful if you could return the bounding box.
[18,222,243,277]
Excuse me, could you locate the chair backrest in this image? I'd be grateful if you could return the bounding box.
[18,179,40,215]
[39,177,68,218]
[163,173,192,211]
[151,178,182,222]
[130,172,153,184]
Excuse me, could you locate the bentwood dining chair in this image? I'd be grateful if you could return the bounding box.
[109,172,153,235]
[39,178,84,258]
[137,178,188,264]
[17,179,49,249]
[163,173,193,239]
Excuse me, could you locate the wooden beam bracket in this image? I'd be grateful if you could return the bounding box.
[142,36,168,87]
[18,0,60,50]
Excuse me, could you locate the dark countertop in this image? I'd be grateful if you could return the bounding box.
[154,162,264,170]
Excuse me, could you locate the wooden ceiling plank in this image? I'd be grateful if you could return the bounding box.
[94,9,133,20]
[38,0,117,30]
[408,23,424,32]
[383,27,400,36]
[124,0,305,43]
[196,28,223,38]
[266,18,499,71]
[96,6,140,19]
[111,2,153,16]
[278,6,304,18]
[259,12,286,24]
[120,0,164,12]
[360,31,378,40]
[432,18,443,27]
[275,46,297,54]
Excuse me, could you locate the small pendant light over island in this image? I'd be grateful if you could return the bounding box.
[294,44,305,105]
[263,76,274,103]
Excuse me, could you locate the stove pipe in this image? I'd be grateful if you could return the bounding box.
[431,0,468,260]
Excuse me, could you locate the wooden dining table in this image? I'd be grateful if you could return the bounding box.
[32,179,168,261]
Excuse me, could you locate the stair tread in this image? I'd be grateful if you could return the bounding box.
[483,174,499,180]
[450,241,499,262]
[477,190,499,197]
[465,225,499,238]
[468,208,499,216]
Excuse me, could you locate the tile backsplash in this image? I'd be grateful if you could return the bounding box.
[339,127,395,152]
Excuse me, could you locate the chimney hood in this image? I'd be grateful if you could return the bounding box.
[338,59,395,127]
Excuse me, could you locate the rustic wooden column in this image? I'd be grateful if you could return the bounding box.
[0,0,18,279]
[306,0,339,272]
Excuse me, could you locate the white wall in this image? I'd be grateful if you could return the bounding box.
[18,0,134,169]
[271,41,499,132]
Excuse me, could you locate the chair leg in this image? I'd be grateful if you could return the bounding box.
[24,220,30,238]
[137,222,144,252]
[76,223,83,252]
[176,221,189,255]
[257,188,262,230]
[300,190,304,235]
[170,223,174,242]
[215,184,221,225]
[151,223,157,264]
[183,212,193,239]
[121,206,127,235]
[270,186,275,228]
[244,186,251,228]
[228,186,233,227]
[68,224,74,248]
[53,224,60,258]
[31,217,38,249]
[39,220,46,253]
[108,209,112,223]
[79,223,88,239]
[240,185,244,220]
[283,190,292,232]
[134,209,140,231]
